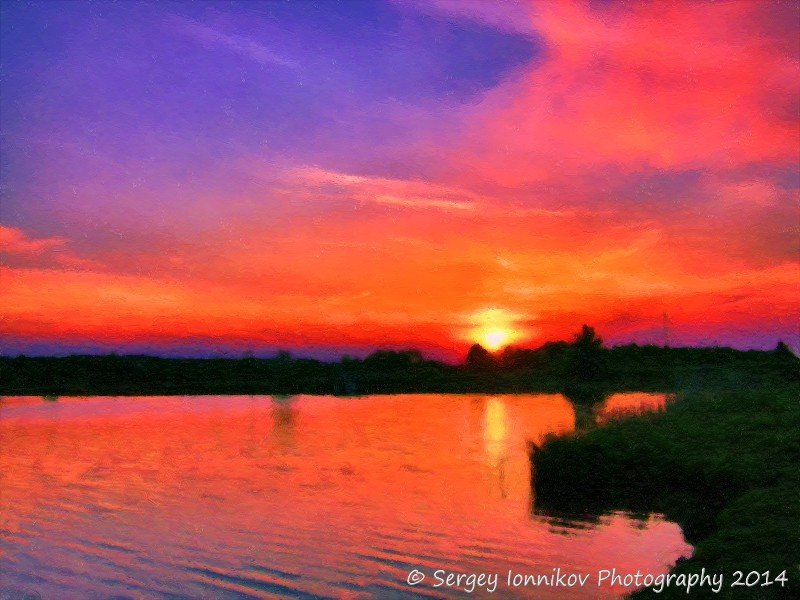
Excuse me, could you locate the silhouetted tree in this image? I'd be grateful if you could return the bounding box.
[465,343,494,371]
[773,341,800,381]
[574,324,602,350]
[774,341,796,358]
[568,325,607,381]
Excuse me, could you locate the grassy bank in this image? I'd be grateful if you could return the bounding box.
[533,384,800,598]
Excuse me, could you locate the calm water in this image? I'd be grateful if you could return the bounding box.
[0,393,689,599]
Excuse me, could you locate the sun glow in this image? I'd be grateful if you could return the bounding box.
[481,328,513,351]
[468,308,526,351]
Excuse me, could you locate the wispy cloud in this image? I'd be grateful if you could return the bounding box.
[373,195,474,211]
[394,0,537,38]
[287,167,480,213]
[276,166,581,217]
[0,226,65,255]
[0,225,103,271]
[170,16,298,70]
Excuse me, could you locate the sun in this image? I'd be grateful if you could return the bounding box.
[466,307,527,352]
[481,328,512,352]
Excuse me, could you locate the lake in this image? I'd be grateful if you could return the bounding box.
[0,393,690,599]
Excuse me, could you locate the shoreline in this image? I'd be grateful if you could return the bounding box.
[532,384,800,599]
[1,346,795,396]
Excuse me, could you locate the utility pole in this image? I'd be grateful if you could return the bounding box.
[663,313,671,348]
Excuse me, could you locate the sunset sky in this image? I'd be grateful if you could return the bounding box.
[1,0,798,360]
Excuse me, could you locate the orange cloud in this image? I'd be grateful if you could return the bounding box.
[2,201,797,358]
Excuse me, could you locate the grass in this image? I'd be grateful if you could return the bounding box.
[533,384,800,599]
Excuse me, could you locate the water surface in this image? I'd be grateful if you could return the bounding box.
[0,393,689,598]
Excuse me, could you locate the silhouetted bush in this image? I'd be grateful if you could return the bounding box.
[465,343,494,371]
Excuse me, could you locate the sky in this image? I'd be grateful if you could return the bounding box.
[1,0,798,360]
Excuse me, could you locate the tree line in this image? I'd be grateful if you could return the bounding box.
[1,326,796,396]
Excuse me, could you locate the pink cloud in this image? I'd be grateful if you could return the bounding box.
[0,225,103,271]
[448,1,798,187]
[286,167,481,212]
[0,226,66,255]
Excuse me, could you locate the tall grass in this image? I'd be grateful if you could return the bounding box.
[534,384,800,598]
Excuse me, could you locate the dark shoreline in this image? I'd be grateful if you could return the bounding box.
[533,384,800,599]
[1,343,796,396]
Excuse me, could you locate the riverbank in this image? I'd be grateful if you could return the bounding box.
[533,384,800,598]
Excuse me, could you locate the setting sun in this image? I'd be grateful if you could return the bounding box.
[481,328,513,352]
[467,308,525,351]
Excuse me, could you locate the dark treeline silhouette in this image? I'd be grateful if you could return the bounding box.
[1,325,797,395]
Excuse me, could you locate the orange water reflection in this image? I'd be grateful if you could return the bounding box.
[596,392,675,426]
[0,394,690,598]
